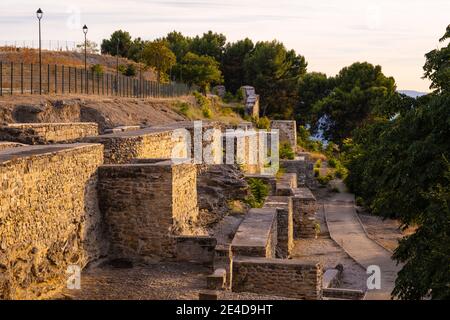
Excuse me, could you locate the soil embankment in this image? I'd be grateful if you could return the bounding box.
[0,95,190,133]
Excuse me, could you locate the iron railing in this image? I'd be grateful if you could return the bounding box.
[0,62,192,98]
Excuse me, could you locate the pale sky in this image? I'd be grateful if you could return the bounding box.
[1,0,449,92]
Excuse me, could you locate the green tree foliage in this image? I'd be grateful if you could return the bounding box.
[162,31,192,61]
[190,31,227,62]
[175,52,223,92]
[296,72,333,126]
[243,40,307,118]
[313,62,396,143]
[101,30,133,57]
[245,178,269,208]
[342,26,450,299]
[90,64,104,75]
[141,41,176,82]
[127,37,146,62]
[222,38,254,94]
[423,24,450,93]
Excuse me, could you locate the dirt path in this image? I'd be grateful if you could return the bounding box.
[324,180,401,300]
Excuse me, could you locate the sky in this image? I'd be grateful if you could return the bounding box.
[1,0,449,92]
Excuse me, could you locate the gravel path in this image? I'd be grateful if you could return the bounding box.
[323,180,401,300]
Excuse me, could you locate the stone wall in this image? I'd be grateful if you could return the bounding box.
[0,123,98,144]
[281,159,307,187]
[84,128,185,164]
[174,236,216,269]
[232,258,322,300]
[276,173,298,196]
[292,188,319,238]
[97,161,199,261]
[0,144,105,299]
[263,196,294,258]
[231,208,277,258]
[270,120,297,151]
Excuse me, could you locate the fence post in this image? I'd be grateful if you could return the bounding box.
[0,62,2,96]
[20,63,24,94]
[10,62,13,95]
[30,64,33,94]
[55,65,57,94]
[75,68,78,93]
[47,64,50,94]
[62,65,64,94]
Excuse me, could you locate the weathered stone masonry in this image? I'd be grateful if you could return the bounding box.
[0,144,105,299]
[97,160,199,261]
[0,123,99,144]
[232,258,322,300]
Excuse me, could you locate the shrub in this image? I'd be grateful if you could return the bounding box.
[176,102,190,117]
[279,142,295,160]
[202,105,212,118]
[223,91,235,103]
[335,165,348,179]
[245,178,269,208]
[256,116,270,130]
[331,187,340,193]
[314,159,322,168]
[328,158,338,168]
[91,64,104,76]
[355,197,365,207]
[124,64,137,77]
[313,167,320,177]
[317,175,329,186]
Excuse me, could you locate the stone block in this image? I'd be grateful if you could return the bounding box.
[206,268,226,290]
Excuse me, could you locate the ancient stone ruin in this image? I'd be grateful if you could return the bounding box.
[0,118,354,300]
[240,86,260,118]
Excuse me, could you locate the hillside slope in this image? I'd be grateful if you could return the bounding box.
[0,94,243,133]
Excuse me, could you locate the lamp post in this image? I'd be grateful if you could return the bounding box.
[36,8,43,95]
[83,25,88,94]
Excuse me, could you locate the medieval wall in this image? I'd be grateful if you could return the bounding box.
[231,208,277,258]
[0,123,98,144]
[292,188,319,238]
[232,258,323,300]
[270,120,297,151]
[97,161,198,261]
[84,129,185,164]
[0,143,105,299]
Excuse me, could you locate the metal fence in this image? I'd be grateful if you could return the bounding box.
[0,62,193,98]
[0,40,78,52]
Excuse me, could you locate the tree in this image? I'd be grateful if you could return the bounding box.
[76,40,99,54]
[313,62,396,143]
[127,37,147,62]
[423,24,450,93]
[190,31,226,62]
[175,52,223,92]
[342,26,450,299]
[296,72,332,127]
[162,31,192,61]
[141,41,176,82]
[243,40,307,118]
[101,30,133,57]
[222,38,254,94]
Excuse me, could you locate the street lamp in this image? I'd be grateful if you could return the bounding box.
[83,25,88,94]
[36,8,43,94]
